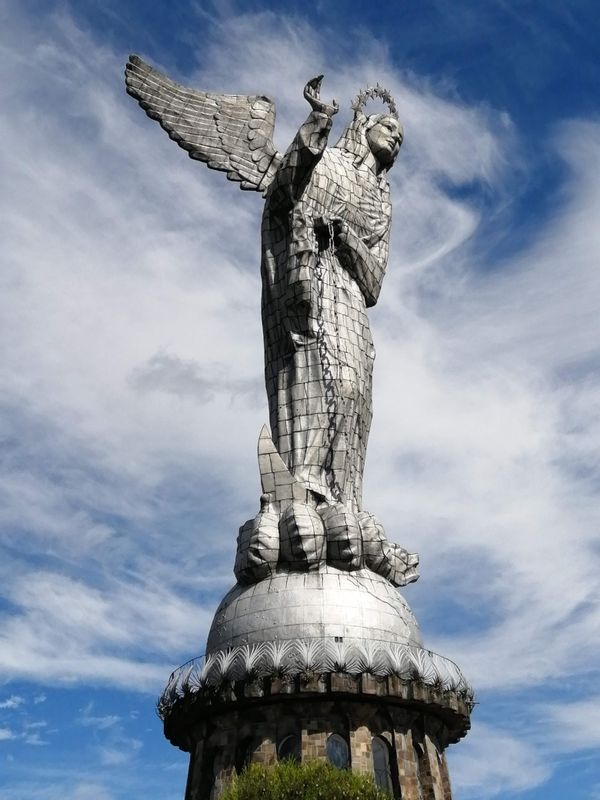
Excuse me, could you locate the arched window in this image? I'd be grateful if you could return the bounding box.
[372,736,393,794]
[326,733,349,769]
[278,734,301,763]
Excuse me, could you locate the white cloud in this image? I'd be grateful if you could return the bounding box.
[98,748,128,766]
[79,713,120,731]
[448,722,550,798]
[0,728,16,741]
[23,732,49,747]
[98,738,142,767]
[0,569,213,689]
[0,696,24,710]
[540,696,600,752]
[72,784,115,800]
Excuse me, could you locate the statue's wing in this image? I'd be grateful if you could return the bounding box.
[125,55,282,194]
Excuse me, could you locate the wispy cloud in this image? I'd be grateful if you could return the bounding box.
[540,696,600,752]
[0,3,598,799]
[23,731,49,747]
[79,713,120,731]
[0,567,215,689]
[130,351,263,404]
[98,738,142,767]
[449,721,551,798]
[0,696,24,710]
[72,785,115,800]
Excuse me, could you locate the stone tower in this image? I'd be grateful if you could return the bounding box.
[158,429,472,800]
[125,57,473,800]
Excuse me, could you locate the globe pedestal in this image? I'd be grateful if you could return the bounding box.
[159,569,472,800]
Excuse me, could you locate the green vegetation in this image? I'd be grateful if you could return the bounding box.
[220,760,390,800]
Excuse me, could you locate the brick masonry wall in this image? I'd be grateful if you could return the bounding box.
[349,724,372,773]
[184,698,456,800]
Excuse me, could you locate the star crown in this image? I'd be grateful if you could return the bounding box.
[351,84,399,119]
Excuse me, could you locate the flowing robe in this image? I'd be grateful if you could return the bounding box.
[261,111,391,512]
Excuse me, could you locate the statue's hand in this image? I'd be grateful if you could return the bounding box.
[304,75,339,117]
[313,217,355,253]
[331,218,349,243]
[332,219,358,254]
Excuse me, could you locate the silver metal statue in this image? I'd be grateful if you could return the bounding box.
[125,58,417,587]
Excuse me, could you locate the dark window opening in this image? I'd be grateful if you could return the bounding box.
[326,733,350,769]
[372,736,393,794]
[278,734,301,763]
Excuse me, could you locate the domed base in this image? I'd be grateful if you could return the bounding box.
[207,566,423,652]
[159,566,472,721]
[161,569,472,800]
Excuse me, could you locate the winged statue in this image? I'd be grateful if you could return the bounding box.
[125,56,418,587]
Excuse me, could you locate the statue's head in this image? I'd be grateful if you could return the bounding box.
[365,114,404,169]
[335,85,402,174]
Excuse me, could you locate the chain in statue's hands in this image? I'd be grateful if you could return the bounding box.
[330,218,350,247]
[314,217,355,252]
[303,75,339,117]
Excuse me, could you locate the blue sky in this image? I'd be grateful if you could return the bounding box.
[1,1,599,798]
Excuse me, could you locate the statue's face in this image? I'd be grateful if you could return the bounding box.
[366,116,403,167]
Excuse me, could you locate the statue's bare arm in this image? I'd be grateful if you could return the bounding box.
[267,76,339,211]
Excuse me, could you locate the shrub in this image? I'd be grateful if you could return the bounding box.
[220,760,391,800]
